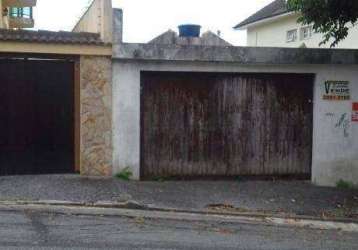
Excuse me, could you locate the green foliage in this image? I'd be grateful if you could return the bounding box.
[115,168,133,181]
[151,176,170,182]
[336,179,355,189]
[287,0,358,47]
[299,42,307,48]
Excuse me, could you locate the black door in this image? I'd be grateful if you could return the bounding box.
[0,59,74,175]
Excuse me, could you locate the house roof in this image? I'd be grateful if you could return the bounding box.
[0,29,107,45]
[234,0,290,29]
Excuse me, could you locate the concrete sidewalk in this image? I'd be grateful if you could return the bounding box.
[0,175,357,220]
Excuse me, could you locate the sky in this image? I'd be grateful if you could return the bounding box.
[33,0,273,46]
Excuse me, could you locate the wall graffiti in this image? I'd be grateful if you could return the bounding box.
[334,113,350,138]
[325,112,351,138]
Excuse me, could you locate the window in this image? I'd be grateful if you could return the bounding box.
[286,29,297,43]
[9,7,32,19]
[300,26,313,40]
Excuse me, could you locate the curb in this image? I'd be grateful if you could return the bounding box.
[145,206,358,225]
[0,200,357,232]
[18,200,358,224]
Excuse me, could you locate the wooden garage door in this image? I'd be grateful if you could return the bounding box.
[141,72,314,179]
[0,59,74,175]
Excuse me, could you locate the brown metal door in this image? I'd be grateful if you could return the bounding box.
[0,59,74,175]
[141,72,314,179]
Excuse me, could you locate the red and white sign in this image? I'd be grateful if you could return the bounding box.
[352,103,358,122]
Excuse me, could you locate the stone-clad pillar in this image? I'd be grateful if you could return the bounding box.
[80,55,112,176]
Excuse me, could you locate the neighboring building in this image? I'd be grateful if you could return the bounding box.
[72,0,113,44]
[234,0,358,49]
[1,0,36,29]
[149,29,232,47]
[0,0,112,177]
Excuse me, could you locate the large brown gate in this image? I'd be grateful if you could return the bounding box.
[0,58,75,175]
[141,72,314,179]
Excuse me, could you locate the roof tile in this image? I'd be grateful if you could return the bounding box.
[0,29,108,45]
[234,0,289,29]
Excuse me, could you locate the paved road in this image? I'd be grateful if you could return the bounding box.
[0,209,356,249]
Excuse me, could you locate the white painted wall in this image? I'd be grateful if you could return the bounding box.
[247,14,358,49]
[112,62,141,179]
[113,60,358,187]
[72,0,113,43]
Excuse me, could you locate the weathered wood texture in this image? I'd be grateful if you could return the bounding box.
[141,72,314,179]
[0,59,74,175]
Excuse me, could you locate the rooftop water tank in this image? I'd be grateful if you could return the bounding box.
[178,24,201,37]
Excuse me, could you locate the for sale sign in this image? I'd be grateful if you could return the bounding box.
[352,103,358,122]
[322,81,350,101]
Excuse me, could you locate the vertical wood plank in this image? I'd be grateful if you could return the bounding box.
[141,72,313,179]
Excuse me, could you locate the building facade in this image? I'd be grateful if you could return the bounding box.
[234,0,358,49]
[110,9,358,187]
[1,0,36,29]
[1,0,357,188]
[0,0,112,177]
[34,1,358,187]
[113,47,358,187]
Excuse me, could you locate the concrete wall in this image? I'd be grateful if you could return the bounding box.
[72,0,113,43]
[112,60,358,187]
[149,30,232,46]
[80,55,113,176]
[247,14,358,49]
[112,8,123,45]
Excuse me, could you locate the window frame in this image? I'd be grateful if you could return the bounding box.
[9,7,33,19]
[300,26,313,40]
[286,29,298,43]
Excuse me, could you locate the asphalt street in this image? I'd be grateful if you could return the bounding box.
[0,209,356,250]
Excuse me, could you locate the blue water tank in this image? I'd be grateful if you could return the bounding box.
[178,24,201,37]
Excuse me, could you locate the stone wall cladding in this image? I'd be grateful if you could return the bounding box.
[80,55,112,176]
